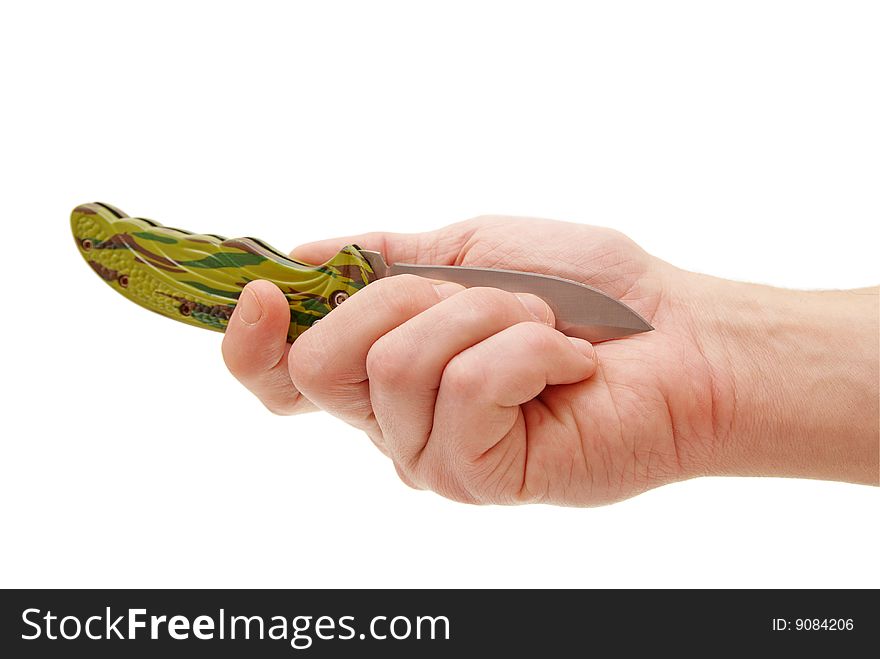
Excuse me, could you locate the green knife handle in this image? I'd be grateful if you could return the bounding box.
[71,202,378,341]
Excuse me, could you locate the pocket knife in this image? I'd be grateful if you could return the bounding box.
[71,202,652,342]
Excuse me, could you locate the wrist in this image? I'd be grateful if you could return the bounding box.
[678,274,878,484]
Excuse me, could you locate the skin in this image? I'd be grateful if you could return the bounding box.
[221,216,879,505]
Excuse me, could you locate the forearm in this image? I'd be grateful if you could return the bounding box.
[684,275,879,484]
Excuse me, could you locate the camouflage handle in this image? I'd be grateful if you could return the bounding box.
[71,202,378,341]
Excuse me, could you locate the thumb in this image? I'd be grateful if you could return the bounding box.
[289,224,472,266]
[221,280,314,415]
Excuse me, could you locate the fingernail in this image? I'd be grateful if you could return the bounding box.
[237,288,263,325]
[567,336,596,360]
[433,281,464,300]
[515,293,553,325]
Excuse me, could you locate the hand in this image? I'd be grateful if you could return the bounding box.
[221,216,879,505]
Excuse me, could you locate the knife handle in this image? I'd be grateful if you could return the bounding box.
[71,203,378,341]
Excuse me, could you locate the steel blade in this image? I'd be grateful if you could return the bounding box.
[383,261,653,342]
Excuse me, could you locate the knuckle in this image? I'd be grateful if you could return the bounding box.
[287,330,325,391]
[373,274,429,317]
[441,354,487,400]
[514,320,556,351]
[364,335,409,385]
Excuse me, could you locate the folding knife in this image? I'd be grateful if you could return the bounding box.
[70,202,652,342]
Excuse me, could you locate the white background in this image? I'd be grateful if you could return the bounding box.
[0,1,876,588]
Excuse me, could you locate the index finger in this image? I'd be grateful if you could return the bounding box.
[287,274,465,432]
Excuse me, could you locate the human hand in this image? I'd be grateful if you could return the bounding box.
[222,216,879,505]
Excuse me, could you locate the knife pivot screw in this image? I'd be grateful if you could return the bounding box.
[329,290,349,308]
[179,301,195,316]
[80,238,93,251]
[117,274,129,288]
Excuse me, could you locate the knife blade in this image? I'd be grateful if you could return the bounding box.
[71,202,653,343]
[359,251,652,342]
